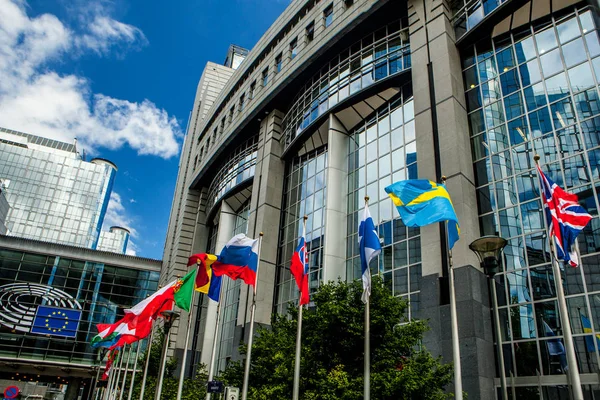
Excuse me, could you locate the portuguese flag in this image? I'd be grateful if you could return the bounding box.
[173,269,196,312]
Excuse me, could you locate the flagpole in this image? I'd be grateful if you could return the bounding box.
[241,232,263,400]
[440,175,462,400]
[113,345,126,400]
[178,289,197,400]
[364,197,371,400]
[105,350,118,400]
[139,325,155,400]
[206,282,227,400]
[292,216,308,400]
[533,154,584,399]
[127,341,142,400]
[103,352,114,400]
[119,345,133,400]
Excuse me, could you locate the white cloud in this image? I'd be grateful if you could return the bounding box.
[103,192,138,238]
[0,0,181,159]
[126,240,139,257]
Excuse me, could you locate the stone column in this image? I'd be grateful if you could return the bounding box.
[64,377,82,400]
[236,109,285,351]
[322,115,350,283]
[199,201,237,367]
[408,0,494,397]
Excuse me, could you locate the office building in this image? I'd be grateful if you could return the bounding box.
[97,226,131,254]
[0,234,161,400]
[0,127,117,250]
[162,0,600,397]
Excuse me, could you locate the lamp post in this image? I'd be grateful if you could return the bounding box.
[155,310,180,400]
[469,236,508,400]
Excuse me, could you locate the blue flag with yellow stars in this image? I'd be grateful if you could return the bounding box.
[385,179,460,249]
[31,306,81,338]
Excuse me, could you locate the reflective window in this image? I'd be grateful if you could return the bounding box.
[346,86,420,319]
[463,8,600,382]
[275,149,327,313]
[282,21,410,148]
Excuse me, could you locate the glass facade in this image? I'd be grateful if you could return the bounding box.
[282,21,410,149]
[97,227,130,254]
[216,201,250,372]
[275,148,327,314]
[346,87,421,318]
[464,6,600,389]
[0,246,159,369]
[0,129,116,249]
[452,0,510,40]
[206,136,258,214]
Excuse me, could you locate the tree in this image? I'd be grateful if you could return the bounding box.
[219,277,454,399]
[125,328,208,400]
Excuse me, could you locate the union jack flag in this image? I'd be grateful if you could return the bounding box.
[537,165,592,267]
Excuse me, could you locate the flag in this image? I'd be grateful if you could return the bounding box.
[173,270,196,312]
[193,253,221,302]
[212,234,259,286]
[580,314,600,352]
[290,222,310,306]
[30,306,81,338]
[121,282,176,342]
[188,253,212,288]
[102,348,118,380]
[543,320,566,356]
[537,165,592,267]
[359,202,381,303]
[385,179,460,249]
[93,313,145,350]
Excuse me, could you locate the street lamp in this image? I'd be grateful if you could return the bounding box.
[469,236,508,400]
[155,310,180,400]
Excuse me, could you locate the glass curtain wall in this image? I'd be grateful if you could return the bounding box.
[275,148,328,314]
[346,86,421,319]
[216,201,250,372]
[464,6,600,393]
[0,249,158,365]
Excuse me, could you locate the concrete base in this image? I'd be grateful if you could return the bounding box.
[416,265,496,399]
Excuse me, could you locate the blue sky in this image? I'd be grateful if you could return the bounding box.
[0,0,288,259]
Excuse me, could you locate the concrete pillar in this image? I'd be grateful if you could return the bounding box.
[408,0,493,397]
[237,109,285,344]
[322,115,350,283]
[199,201,237,367]
[64,377,82,400]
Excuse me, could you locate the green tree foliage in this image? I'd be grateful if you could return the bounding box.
[219,278,453,399]
[123,328,208,400]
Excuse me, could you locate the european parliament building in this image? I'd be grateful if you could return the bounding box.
[162,0,600,398]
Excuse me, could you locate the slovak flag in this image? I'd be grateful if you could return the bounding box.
[537,165,592,267]
[290,222,310,306]
[359,202,381,303]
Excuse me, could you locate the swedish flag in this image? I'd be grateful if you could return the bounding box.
[385,179,460,249]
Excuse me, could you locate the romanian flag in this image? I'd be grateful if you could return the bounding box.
[189,253,221,302]
[385,179,460,249]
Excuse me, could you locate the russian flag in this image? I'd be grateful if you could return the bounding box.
[290,223,310,306]
[212,234,259,285]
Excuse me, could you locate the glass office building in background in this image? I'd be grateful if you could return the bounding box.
[0,127,116,250]
[161,0,600,397]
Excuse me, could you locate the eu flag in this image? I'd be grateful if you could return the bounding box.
[31,306,81,338]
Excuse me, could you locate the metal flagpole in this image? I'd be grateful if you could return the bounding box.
[490,279,508,400]
[119,345,133,400]
[113,345,126,400]
[139,325,156,400]
[364,197,371,400]
[206,281,227,400]
[446,222,463,400]
[103,354,114,400]
[292,216,308,400]
[104,350,118,400]
[534,154,584,399]
[127,341,142,400]
[241,232,263,400]
[178,289,198,400]
[90,349,104,400]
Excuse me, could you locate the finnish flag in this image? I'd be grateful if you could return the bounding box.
[359,202,381,303]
